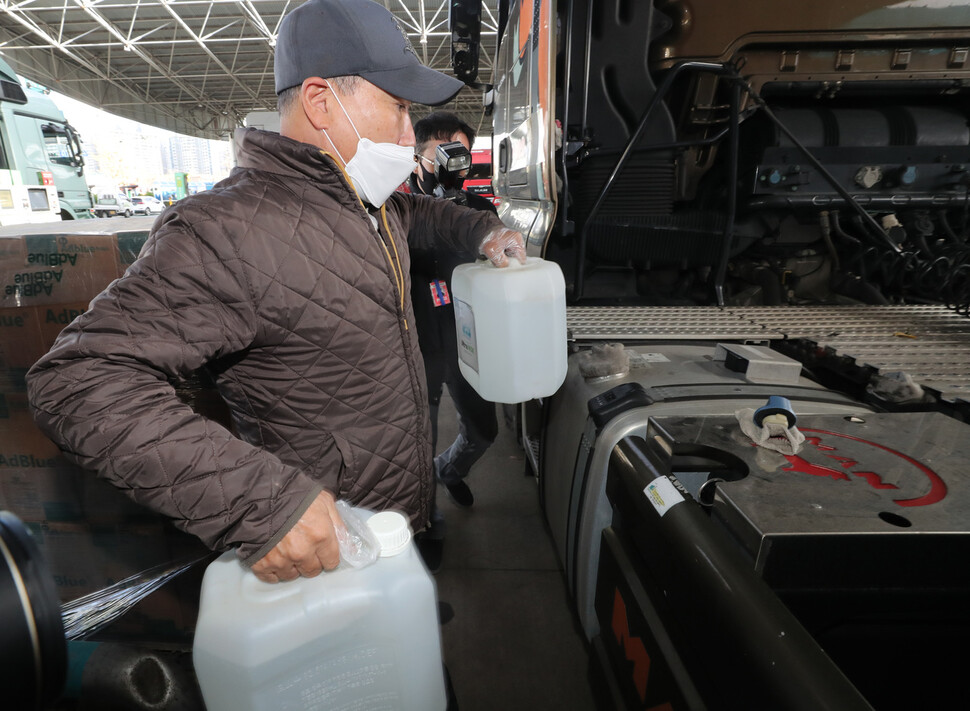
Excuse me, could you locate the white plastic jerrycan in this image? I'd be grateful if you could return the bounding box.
[451,256,567,403]
[192,510,446,711]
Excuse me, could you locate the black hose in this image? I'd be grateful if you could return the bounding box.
[847,235,970,314]
[829,211,863,248]
[830,211,871,280]
[818,211,840,273]
[938,210,965,244]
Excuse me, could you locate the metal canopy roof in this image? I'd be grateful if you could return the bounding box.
[0,0,499,140]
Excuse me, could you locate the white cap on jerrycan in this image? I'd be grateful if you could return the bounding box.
[367,511,411,556]
[451,256,567,404]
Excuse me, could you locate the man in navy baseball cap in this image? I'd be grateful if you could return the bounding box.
[243,0,526,583]
[26,0,527,608]
[274,0,464,105]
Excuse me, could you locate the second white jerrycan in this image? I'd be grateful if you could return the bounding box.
[451,256,567,403]
[192,510,446,711]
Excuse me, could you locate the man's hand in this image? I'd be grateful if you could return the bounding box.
[480,228,527,267]
[251,490,343,583]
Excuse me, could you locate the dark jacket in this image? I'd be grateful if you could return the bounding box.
[26,127,503,563]
[409,187,497,360]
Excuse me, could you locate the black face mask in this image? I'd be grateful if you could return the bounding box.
[414,166,438,196]
[413,146,468,197]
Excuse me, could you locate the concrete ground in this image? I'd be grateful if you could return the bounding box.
[432,394,597,711]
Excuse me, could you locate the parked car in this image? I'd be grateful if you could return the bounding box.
[91,192,134,218]
[130,196,163,215]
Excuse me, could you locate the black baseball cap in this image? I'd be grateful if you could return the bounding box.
[274,0,465,106]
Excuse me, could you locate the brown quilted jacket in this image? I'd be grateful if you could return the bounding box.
[26,127,502,563]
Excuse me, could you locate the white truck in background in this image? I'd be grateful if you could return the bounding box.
[0,67,62,225]
[0,59,93,222]
[90,190,134,218]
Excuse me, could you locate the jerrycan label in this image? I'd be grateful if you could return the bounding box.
[454,299,479,373]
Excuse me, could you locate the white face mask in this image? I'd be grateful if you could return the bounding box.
[322,88,416,207]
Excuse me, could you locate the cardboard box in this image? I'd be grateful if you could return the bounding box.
[0,465,158,524]
[0,221,217,643]
[24,520,166,597]
[0,406,66,464]
[0,302,90,373]
[115,229,151,273]
[2,475,210,642]
[0,306,45,371]
[0,390,33,422]
[1,467,84,522]
[0,233,121,308]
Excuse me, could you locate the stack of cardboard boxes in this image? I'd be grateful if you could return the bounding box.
[0,219,215,644]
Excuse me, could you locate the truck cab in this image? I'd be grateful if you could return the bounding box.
[0,60,92,221]
[0,74,61,226]
[450,1,970,708]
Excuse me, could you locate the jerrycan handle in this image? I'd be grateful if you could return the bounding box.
[478,255,534,271]
[241,562,303,603]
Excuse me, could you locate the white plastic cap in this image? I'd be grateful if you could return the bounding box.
[366,511,412,557]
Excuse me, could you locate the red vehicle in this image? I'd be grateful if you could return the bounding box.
[463,147,498,206]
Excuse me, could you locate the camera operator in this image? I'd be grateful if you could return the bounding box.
[407,112,498,570]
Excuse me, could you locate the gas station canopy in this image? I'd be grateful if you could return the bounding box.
[0,0,499,139]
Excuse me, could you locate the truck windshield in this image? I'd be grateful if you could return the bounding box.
[41,122,83,169]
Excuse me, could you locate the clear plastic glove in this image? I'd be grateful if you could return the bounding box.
[333,500,380,569]
[251,496,382,582]
[251,490,343,582]
[479,227,527,267]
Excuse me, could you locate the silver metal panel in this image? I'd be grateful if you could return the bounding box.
[649,412,970,582]
[567,304,970,402]
[544,341,868,640]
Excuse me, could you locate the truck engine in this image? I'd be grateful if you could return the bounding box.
[550,0,970,310]
[468,0,970,708]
